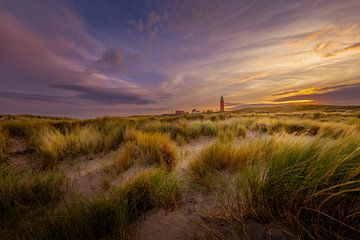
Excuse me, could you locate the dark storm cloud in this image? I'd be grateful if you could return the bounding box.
[273,84,360,104]
[54,84,155,105]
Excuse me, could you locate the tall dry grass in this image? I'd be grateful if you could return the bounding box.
[246,117,358,138]
[201,135,360,239]
[190,137,274,186]
[32,121,127,168]
[141,119,246,144]
[0,127,10,163]
[116,130,177,172]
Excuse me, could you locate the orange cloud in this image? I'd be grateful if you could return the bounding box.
[324,42,360,57]
[292,28,331,47]
[290,25,360,57]
[271,82,360,104]
[273,87,319,98]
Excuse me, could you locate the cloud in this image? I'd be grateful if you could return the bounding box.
[98,48,125,67]
[324,42,360,57]
[0,91,74,104]
[0,7,103,93]
[0,6,159,110]
[149,26,160,42]
[226,72,271,85]
[1,0,360,117]
[148,11,161,26]
[0,11,66,87]
[273,83,360,104]
[290,24,360,58]
[292,28,331,47]
[53,84,155,105]
[160,75,184,92]
[128,19,144,32]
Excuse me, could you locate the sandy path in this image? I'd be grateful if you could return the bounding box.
[175,137,215,174]
[62,149,157,197]
[7,137,35,170]
[60,150,120,196]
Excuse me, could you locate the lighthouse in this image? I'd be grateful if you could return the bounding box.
[220,96,224,112]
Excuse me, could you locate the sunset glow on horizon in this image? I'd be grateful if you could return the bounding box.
[1,0,360,117]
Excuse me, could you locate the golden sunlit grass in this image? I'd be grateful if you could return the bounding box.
[140,119,246,144]
[116,130,177,172]
[30,121,127,169]
[190,137,274,187]
[200,135,360,239]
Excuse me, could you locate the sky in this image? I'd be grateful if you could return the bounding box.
[0,0,360,118]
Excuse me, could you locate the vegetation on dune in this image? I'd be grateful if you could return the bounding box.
[246,136,360,239]
[190,137,274,186]
[0,165,65,213]
[141,119,246,144]
[30,120,127,169]
[0,127,10,163]
[200,135,360,239]
[1,119,46,139]
[140,120,217,142]
[116,130,177,172]
[4,169,181,240]
[1,105,360,239]
[0,165,66,236]
[248,117,357,138]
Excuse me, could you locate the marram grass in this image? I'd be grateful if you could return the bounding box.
[116,130,177,172]
[0,127,10,163]
[200,135,360,239]
[3,169,181,240]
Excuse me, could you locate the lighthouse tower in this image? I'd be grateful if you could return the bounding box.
[220,96,224,112]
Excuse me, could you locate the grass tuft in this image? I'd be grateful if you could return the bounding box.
[0,127,10,163]
[116,131,177,171]
[38,169,181,240]
[190,137,274,186]
[208,135,360,239]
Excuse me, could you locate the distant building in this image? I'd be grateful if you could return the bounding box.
[175,110,185,115]
[192,109,201,114]
[220,96,224,112]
